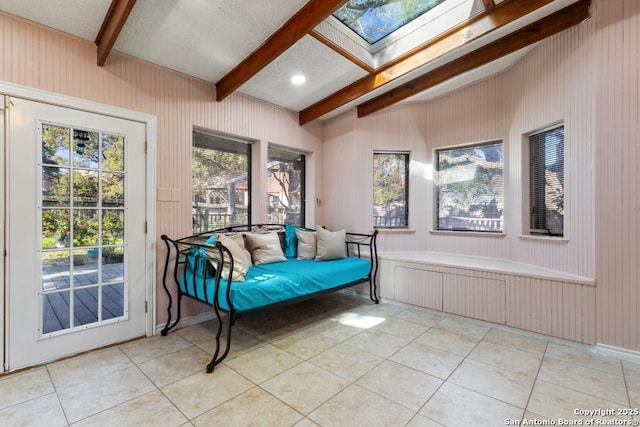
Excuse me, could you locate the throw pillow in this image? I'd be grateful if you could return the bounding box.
[315,226,346,261]
[217,234,252,281]
[244,232,287,265]
[284,224,298,258]
[187,245,216,278]
[295,228,317,260]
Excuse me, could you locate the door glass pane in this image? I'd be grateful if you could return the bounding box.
[102,284,125,320]
[42,124,70,166]
[42,292,70,334]
[73,170,99,207]
[42,209,70,249]
[74,288,99,326]
[102,172,124,207]
[42,251,70,291]
[72,130,99,169]
[40,124,127,335]
[42,167,70,207]
[102,134,124,171]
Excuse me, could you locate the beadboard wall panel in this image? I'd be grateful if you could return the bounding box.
[594,0,640,351]
[0,11,324,324]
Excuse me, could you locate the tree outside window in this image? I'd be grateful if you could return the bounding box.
[373,152,409,228]
[436,141,503,232]
[192,131,251,232]
[267,147,305,226]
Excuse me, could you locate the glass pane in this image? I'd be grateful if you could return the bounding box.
[74,288,99,326]
[42,209,70,249]
[42,124,70,166]
[267,147,305,226]
[102,283,125,320]
[530,126,564,236]
[373,153,408,228]
[72,249,99,288]
[102,209,124,245]
[42,291,70,334]
[437,141,503,232]
[73,170,99,207]
[102,247,124,283]
[333,0,447,44]
[42,167,70,207]
[73,210,99,247]
[72,129,99,169]
[192,132,251,232]
[102,172,124,207]
[102,134,124,171]
[42,251,71,291]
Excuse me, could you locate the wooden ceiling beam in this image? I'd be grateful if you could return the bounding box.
[95,0,137,66]
[481,0,496,11]
[298,0,554,125]
[215,0,348,102]
[357,0,591,118]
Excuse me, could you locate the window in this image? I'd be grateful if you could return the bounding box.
[529,125,564,236]
[333,0,447,44]
[436,141,503,232]
[192,130,251,232]
[373,152,409,228]
[267,147,305,226]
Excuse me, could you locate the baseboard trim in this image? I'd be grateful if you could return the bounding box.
[154,311,217,335]
[593,343,640,364]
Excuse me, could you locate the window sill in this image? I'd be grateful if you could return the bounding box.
[374,228,416,234]
[518,234,569,244]
[429,230,506,238]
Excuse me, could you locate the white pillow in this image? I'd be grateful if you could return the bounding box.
[244,232,287,265]
[217,234,252,281]
[295,229,317,260]
[315,226,346,261]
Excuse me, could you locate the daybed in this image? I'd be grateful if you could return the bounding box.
[160,224,379,373]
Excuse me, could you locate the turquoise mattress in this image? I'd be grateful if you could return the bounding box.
[180,257,371,312]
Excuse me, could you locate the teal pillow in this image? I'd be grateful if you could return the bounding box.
[284,223,297,258]
[187,244,216,278]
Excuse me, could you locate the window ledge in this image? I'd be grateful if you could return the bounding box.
[429,230,506,238]
[378,251,595,285]
[518,234,569,244]
[374,228,416,234]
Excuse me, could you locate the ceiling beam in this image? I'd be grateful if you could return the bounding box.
[481,0,496,11]
[95,0,137,66]
[298,0,554,125]
[357,0,591,118]
[309,30,374,73]
[215,0,348,102]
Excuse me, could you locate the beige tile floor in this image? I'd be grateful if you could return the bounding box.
[1,291,640,427]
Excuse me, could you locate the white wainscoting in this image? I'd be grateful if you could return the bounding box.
[379,252,596,344]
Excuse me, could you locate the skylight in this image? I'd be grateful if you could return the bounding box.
[333,0,448,45]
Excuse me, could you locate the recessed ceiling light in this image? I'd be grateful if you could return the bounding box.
[291,74,306,85]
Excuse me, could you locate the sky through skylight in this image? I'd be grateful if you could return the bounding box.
[333,0,447,45]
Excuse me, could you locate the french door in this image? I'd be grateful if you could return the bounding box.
[6,97,148,370]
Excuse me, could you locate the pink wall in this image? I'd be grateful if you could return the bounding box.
[1,0,638,352]
[0,11,324,323]
[323,0,640,351]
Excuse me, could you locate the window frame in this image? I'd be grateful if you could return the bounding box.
[266,145,306,227]
[373,151,410,229]
[434,140,504,233]
[191,130,252,232]
[528,124,565,237]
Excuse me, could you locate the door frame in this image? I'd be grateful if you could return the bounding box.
[1,82,157,371]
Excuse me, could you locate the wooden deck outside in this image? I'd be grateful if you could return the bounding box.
[42,262,125,334]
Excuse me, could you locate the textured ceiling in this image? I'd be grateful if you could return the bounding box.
[0,0,586,122]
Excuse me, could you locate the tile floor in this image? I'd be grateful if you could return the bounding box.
[1,291,640,427]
